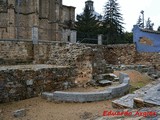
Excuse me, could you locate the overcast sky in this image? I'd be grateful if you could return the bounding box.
[63,0,160,32]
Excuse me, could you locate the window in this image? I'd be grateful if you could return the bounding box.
[67,36,70,42]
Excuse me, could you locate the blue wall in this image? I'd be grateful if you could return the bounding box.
[133,25,160,52]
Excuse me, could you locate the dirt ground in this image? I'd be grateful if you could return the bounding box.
[0,70,152,120]
[114,70,151,93]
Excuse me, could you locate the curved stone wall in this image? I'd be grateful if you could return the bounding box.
[42,72,130,102]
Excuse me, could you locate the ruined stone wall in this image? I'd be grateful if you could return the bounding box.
[0,40,160,103]
[100,44,160,70]
[0,40,159,83]
[34,42,95,84]
[0,39,159,68]
[0,65,76,103]
[135,52,160,70]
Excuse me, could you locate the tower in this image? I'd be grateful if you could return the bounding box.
[85,0,94,12]
[84,0,102,20]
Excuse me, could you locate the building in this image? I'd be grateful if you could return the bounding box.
[133,25,160,52]
[84,0,102,20]
[0,0,76,42]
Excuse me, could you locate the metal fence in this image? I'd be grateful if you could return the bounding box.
[77,35,132,45]
[77,38,98,44]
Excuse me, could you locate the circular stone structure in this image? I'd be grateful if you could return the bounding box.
[42,73,130,102]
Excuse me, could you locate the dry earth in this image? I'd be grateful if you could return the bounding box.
[0,70,153,120]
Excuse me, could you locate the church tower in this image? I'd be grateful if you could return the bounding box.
[85,0,94,12]
[84,0,102,20]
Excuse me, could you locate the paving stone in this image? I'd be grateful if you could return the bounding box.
[112,94,137,108]
[134,83,160,107]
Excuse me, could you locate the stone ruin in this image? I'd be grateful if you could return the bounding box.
[42,72,130,102]
[0,39,159,106]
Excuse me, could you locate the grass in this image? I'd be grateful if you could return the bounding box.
[114,70,152,93]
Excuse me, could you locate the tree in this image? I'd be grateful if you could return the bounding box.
[76,5,100,43]
[157,26,160,31]
[145,17,154,30]
[103,0,124,44]
[124,32,133,43]
[136,15,143,27]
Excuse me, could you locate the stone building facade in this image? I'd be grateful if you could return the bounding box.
[0,0,76,42]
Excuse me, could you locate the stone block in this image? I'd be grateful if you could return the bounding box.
[112,94,137,108]
[13,109,26,118]
[98,80,112,86]
[119,72,129,84]
[26,79,33,86]
[42,72,130,102]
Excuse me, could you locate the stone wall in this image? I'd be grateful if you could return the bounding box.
[34,42,103,84]
[0,65,76,103]
[42,72,130,102]
[0,40,33,65]
[0,39,159,76]
[0,39,159,103]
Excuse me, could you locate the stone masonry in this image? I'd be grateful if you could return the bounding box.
[0,39,160,103]
[0,65,76,103]
[0,0,75,41]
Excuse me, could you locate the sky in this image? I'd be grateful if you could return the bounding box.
[63,0,160,32]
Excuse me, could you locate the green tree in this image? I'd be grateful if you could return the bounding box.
[76,5,100,43]
[157,26,160,31]
[136,15,143,27]
[124,32,133,43]
[103,0,124,44]
[145,17,154,30]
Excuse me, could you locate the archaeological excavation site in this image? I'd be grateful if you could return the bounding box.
[0,0,160,120]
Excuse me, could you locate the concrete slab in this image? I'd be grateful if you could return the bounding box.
[112,81,160,108]
[112,94,137,108]
[134,83,160,107]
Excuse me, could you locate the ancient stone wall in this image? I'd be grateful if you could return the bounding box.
[34,42,95,84]
[0,40,159,103]
[0,39,159,74]
[0,40,160,66]
[0,65,76,103]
